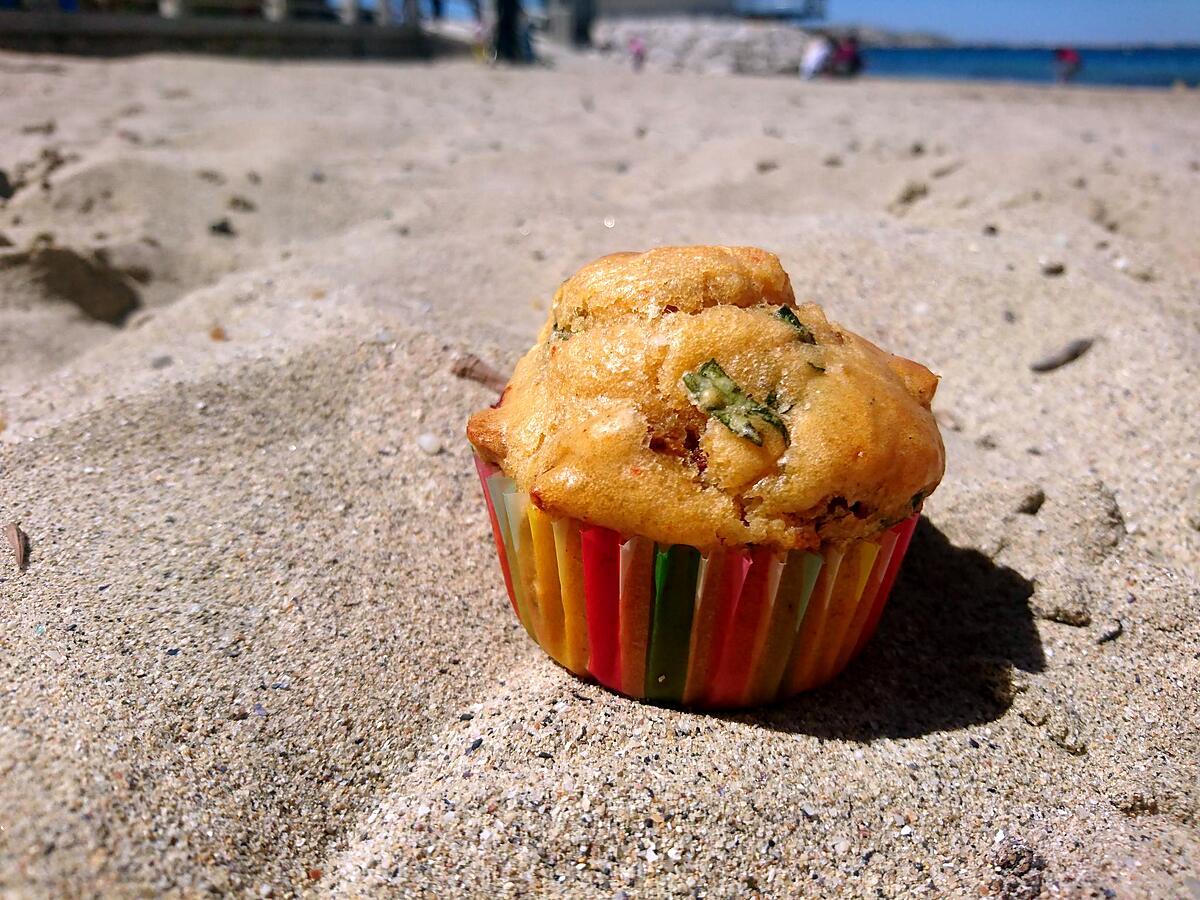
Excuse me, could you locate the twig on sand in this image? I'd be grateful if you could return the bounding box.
[451,353,508,393]
[6,521,29,571]
[1030,338,1094,373]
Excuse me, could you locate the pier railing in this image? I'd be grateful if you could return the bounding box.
[0,0,445,57]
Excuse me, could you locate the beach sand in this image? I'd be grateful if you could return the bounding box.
[1,51,1198,897]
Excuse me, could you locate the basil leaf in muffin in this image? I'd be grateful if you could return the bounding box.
[776,305,817,344]
[683,360,789,446]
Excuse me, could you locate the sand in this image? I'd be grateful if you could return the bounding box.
[0,50,1198,897]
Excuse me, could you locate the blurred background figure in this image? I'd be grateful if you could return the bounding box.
[493,0,520,61]
[801,30,832,79]
[1054,46,1083,82]
[829,32,863,78]
[629,34,646,71]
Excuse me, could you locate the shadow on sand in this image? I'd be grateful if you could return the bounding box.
[746,517,1044,740]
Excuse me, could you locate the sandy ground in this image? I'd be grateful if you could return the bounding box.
[0,50,1198,898]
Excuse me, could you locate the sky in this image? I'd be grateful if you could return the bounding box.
[825,0,1200,45]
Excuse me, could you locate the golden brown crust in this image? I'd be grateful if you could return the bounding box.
[548,245,795,336]
[468,247,945,552]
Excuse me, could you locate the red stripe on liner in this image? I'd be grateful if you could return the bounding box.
[852,515,919,658]
[581,524,622,691]
[706,545,776,707]
[474,456,518,617]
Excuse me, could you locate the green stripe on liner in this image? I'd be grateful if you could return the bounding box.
[644,545,702,702]
[791,552,825,631]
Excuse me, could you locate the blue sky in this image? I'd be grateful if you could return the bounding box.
[826,0,1200,44]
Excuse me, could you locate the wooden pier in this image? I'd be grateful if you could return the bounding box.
[0,4,466,58]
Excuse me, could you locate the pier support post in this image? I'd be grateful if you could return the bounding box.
[338,0,358,24]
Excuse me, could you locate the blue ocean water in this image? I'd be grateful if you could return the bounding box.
[862,46,1200,88]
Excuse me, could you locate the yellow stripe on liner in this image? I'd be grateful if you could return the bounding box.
[815,540,880,683]
[502,491,539,641]
[528,504,567,666]
[832,529,899,677]
[551,518,589,675]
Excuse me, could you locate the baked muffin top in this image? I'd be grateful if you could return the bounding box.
[467,246,944,552]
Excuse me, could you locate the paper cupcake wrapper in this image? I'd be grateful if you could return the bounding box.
[474,456,918,709]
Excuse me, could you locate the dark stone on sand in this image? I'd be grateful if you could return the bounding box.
[0,169,13,200]
[755,160,779,174]
[892,180,929,209]
[151,355,174,370]
[1030,337,1093,373]
[228,195,257,212]
[209,218,236,237]
[983,223,998,236]
[1016,487,1045,515]
[0,246,140,324]
[1040,260,1065,276]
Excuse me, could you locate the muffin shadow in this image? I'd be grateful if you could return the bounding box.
[744,518,1044,739]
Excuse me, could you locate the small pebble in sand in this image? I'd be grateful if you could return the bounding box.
[1039,259,1065,276]
[310,170,326,183]
[6,522,29,571]
[150,355,174,369]
[1034,574,1092,627]
[417,433,442,455]
[755,160,779,174]
[209,218,236,237]
[1030,337,1093,373]
[1016,487,1046,515]
[1003,309,1017,323]
[822,154,842,168]
[1097,620,1123,644]
[983,223,998,236]
[892,180,929,208]
[228,195,257,213]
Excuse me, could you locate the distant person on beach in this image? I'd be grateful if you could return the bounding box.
[1054,47,1083,83]
[829,34,864,78]
[801,32,832,79]
[493,0,521,62]
[629,36,647,72]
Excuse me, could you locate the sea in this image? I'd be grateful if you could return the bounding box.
[859,46,1200,89]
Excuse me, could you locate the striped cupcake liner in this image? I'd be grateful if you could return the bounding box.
[475,456,918,709]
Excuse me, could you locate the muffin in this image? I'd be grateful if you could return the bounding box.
[468,246,944,708]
